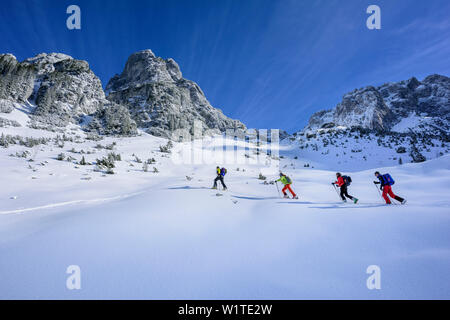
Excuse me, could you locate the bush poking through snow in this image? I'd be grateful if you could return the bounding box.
[79,156,87,165]
[0,99,14,113]
[96,156,115,169]
[410,144,426,163]
[85,134,103,142]
[0,133,50,148]
[396,146,406,154]
[143,162,148,172]
[0,117,21,127]
[258,173,267,180]
[105,142,116,150]
[159,140,173,153]
[9,151,30,158]
[57,153,65,161]
[108,152,121,161]
[87,102,138,136]
[153,167,159,173]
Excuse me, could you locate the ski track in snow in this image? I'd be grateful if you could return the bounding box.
[0,191,145,215]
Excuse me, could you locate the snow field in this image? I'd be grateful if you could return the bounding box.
[1,128,450,299]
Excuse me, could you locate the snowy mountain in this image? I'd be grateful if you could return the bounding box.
[106,49,246,137]
[290,75,450,170]
[304,74,449,132]
[0,52,137,135]
[0,50,245,138]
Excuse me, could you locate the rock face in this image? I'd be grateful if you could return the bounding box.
[304,75,450,133]
[334,87,395,130]
[1,50,244,137]
[87,101,138,136]
[106,49,245,137]
[0,53,137,135]
[35,59,105,122]
[0,54,36,103]
[293,74,449,167]
[33,56,106,126]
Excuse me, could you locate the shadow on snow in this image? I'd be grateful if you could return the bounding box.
[167,186,211,190]
[308,203,388,209]
[232,195,281,201]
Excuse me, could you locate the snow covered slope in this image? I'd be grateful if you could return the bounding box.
[285,127,449,171]
[293,75,450,170]
[1,121,449,299]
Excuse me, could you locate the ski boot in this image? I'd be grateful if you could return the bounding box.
[223,187,227,191]
[353,198,358,204]
[342,199,347,203]
[293,195,299,199]
[401,199,407,205]
[283,194,289,199]
[211,186,217,190]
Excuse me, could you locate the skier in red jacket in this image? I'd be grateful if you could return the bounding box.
[332,172,358,203]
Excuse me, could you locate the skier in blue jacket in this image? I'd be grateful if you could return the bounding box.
[374,171,406,204]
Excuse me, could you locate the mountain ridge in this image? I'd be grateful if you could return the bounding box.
[106,49,246,137]
[0,50,246,138]
[302,74,449,133]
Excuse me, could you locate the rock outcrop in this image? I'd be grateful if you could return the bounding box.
[106,49,245,137]
[304,75,450,133]
[0,53,137,135]
[0,54,36,103]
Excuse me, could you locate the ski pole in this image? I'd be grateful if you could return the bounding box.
[373,182,388,204]
[390,195,398,205]
[332,183,341,200]
[373,182,382,198]
[275,181,281,198]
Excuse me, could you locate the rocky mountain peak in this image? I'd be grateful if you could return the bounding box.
[333,86,394,131]
[406,76,420,90]
[423,74,450,85]
[0,52,137,135]
[106,49,245,137]
[106,50,183,94]
[23,53,73,74]
[304,74,449,133]
[24,52,72,63]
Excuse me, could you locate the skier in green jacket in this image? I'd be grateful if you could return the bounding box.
[276,172,298,199]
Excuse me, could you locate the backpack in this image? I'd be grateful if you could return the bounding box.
[220,168,227,176]
[285,175,292,184]
[342,175,352,186]
[382,173,395,186]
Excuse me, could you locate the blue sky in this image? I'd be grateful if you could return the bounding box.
[1,0,449,132]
